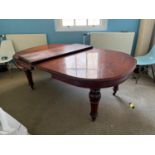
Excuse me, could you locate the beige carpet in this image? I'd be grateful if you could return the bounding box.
[0,69,155,135]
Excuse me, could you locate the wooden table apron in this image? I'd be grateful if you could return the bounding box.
[14,44,136,121]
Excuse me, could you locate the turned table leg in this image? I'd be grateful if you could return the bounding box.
[24,70,34,89]
[113,85,119,96]
[89,89,101,121]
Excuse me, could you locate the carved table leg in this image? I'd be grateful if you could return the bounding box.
[113,85,119,96]
[24,70,34,89]
[89,89,101,121]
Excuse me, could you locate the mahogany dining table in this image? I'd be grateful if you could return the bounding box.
[13,44,136,121]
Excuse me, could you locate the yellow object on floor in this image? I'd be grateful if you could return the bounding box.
[129,102,135,109]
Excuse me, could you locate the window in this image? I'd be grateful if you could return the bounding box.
[55,19,107,31]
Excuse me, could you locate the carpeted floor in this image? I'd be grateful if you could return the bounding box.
[0,69,155,135]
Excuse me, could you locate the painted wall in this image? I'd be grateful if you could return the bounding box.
[0,19,140,54]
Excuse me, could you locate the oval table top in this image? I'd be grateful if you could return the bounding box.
[14,44,137,88]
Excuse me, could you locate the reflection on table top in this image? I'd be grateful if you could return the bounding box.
[37,48,136,80]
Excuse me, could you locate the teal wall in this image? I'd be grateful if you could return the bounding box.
[0,19,140,54]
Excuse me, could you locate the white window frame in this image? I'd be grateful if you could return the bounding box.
[55,19,107,31]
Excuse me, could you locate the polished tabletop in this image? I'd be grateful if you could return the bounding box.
[38,47,136,80]
[14,44,136,88]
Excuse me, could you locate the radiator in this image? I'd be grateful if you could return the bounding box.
[90,32,135,55]
[6,34,47,52]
